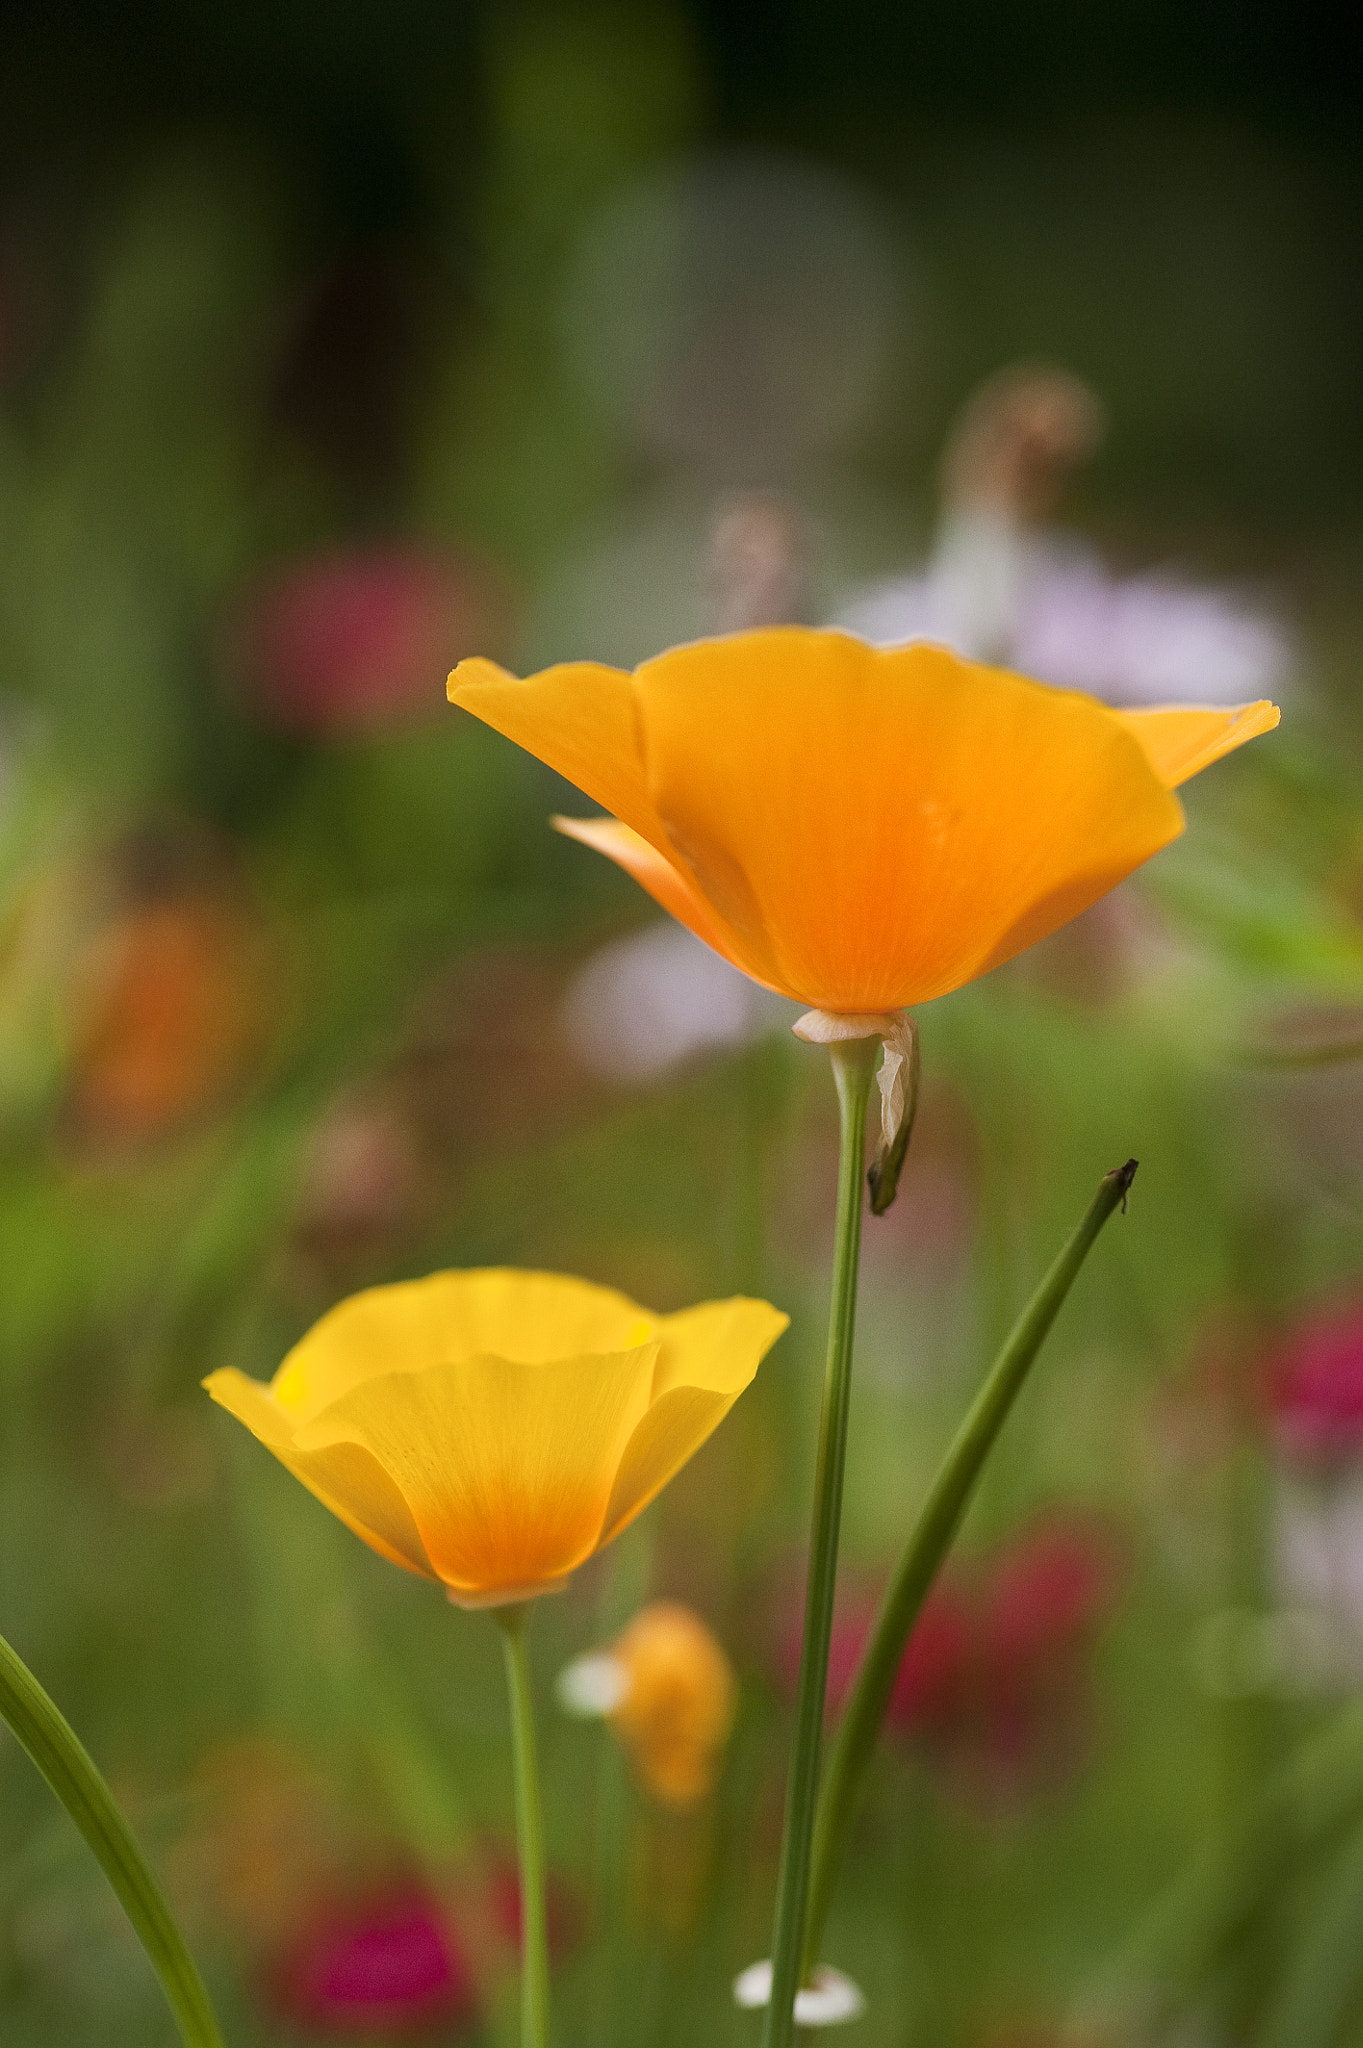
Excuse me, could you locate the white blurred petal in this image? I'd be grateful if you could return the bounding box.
[561,923,790,1085]
[555,1653,631,1718]
[733,1960,867,2026]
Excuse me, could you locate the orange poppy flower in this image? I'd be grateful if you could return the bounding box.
[448,629,1277,1013]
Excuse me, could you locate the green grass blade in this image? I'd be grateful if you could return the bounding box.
[0,1628,224,2047]
[804,1158,1138,1969]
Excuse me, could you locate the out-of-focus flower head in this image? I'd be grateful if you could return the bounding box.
[985,1520,1118,1677]
[941,366,1106,523]
[451,628,1276,1018]
[170,1742,350,1949]
[1271,1301,1363,1467]
[786,1580,975,1734]
[778,1516,1120,1799]
[65,836,272,1146]
[974,1520,1120,1781]
[266,1881,476,2037]
[557,1600,737,1808]
[225,546,507,737]
[707,491,814,633]
[559,922,790,1085]
[836,360,1294,709]
[205,1272,786,1608]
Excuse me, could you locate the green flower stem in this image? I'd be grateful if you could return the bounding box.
[802,1157,1138,1972]
[0,1627,223,2048]
[761,1036,879,2048]
[494,1602,550,2048]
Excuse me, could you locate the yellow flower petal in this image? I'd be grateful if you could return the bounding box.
[271,1269,659,1424]
[598,1387,735,1549]
[552,815,784,992]
[207,1270,783,1604]
[1117,700,1281,789]
[599,1297,789,1544]
[204,1368,436,1578]
[652,1297,791,1400]
[293,1346,658,1599]
[448,656,670,851]
[631,630,1185,1009]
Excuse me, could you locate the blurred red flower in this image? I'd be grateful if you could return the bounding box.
[1270,1301,1363,1466]
[782,1515,1120,1797]
[267,1882,476,2036]
[226,546,507,736]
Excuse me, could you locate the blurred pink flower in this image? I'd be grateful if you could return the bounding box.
[1271,1302,1363,1466]
[267,1882,476,2035]
[226,547,507,735]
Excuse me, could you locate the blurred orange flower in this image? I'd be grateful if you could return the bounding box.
[449,628,1277,1013]
[205,1272,786,1608]
[69,893,267,1140]
[561,1601,738,1808]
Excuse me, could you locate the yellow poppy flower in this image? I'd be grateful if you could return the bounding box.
[448,628,1278,1013]
[204,1271,786,1609]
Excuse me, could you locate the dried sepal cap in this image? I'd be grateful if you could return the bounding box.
[793,1008,920,1214]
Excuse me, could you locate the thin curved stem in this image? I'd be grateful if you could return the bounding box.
[802,1159,1138,1969]
[495,1603,550,2048]
[760,1036,878,2048]
[0,1628,223,2047]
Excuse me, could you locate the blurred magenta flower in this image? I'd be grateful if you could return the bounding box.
[810,1584,975,1735]
[226,546,507,736]
[267,1882,476,2036]
[783,1517,1119,1793]
[1271,1301,1363,1465]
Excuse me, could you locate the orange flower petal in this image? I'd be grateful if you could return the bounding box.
[552,815,787,993]
[293,1348,657,1598]
[1117,700,1281,789]
[448,656,671,851]
[631,630,1186,1010]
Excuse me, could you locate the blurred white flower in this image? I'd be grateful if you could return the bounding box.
[838,535,1292,708]
[733,1960,866,2027]
[1274,1469,1363,1681]
[560,923,792,1085]
[835,363,1295,707]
